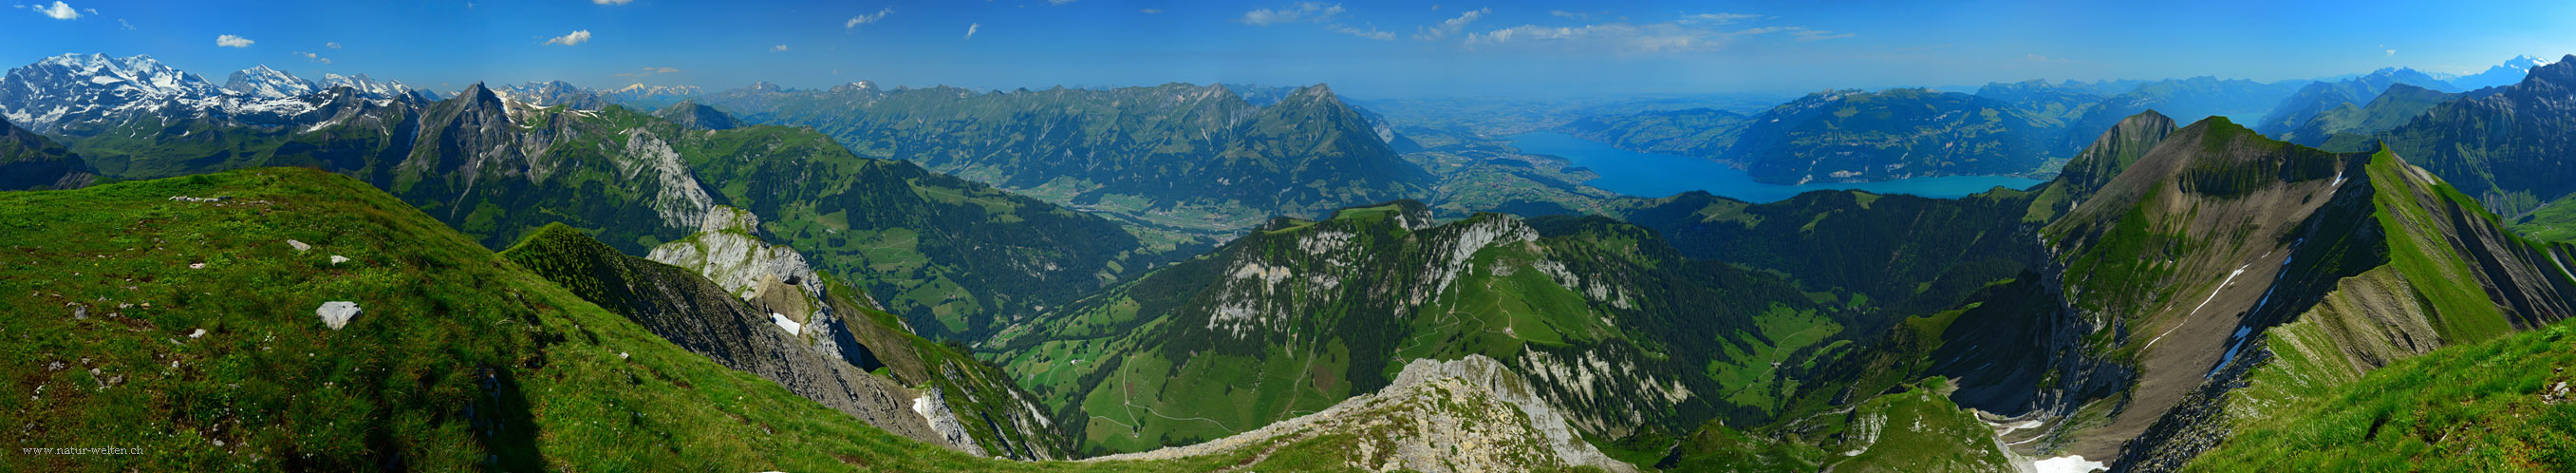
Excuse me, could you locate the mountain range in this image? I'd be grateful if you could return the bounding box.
[2249,67,2455,136]
[1565,88,2063,185]
[9,49,2576,473]
[680,82,1434,236]
[2444,54,2561,89]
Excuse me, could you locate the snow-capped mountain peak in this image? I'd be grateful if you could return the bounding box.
[0,53,232,132]
[2446,55,2570,90]
[225,65,320,99]
[318,73,436,101]
[596,83,702,104]
[16,53,224,100]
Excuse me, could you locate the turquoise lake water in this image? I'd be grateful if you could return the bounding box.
[1505,131,2047,202]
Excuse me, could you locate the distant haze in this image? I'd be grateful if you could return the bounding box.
[6,0,2573,97]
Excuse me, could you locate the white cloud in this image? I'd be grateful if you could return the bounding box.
[1790,28,1852,41]
[1239,2,1342,26]
[965,23,979,39]
[846,8,891,28]
[1412,8,1486,40]
[1140,9,1162,14]
[592,0,632,5]
[294,51,331,64]
[326,42,341,49]
[115,17,132,29]
[28,1,77,19]
[1550,10,1584,20]
[1328,23,1393,41]
[613,66,681,77]
[215,34,253,47]
[2386,48,2398,56]
[1679,13,1760,25]
[1047,0,1075,4]
[544,29,591,46]
[1464,13,1849,53]
[772,44,790,52]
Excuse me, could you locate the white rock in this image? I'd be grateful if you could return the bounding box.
[329,255,349,265]
[911,389,981,454]
[647,206,826,302]
[286,239,310,253]
[315,301,361,330]
[188,329,206,338]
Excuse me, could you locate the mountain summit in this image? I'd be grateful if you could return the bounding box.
[222,65,318,99]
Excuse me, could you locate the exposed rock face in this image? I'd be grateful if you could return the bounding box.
[1088,355,1636,473]
[911,388,987,457]
[618,130,719,231]
[646,206,825,313]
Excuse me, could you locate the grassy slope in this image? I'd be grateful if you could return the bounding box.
[0,167,1241,471]
[2191,150,2576,470]
[2187,319,2576,471]
[2511,194,2576,243]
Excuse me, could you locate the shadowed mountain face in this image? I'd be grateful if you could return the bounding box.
[690,82,1433,235]
[0,115,96,190]
[652,100,737,130]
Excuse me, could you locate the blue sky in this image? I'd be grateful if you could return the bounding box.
[6,0,2574,97]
